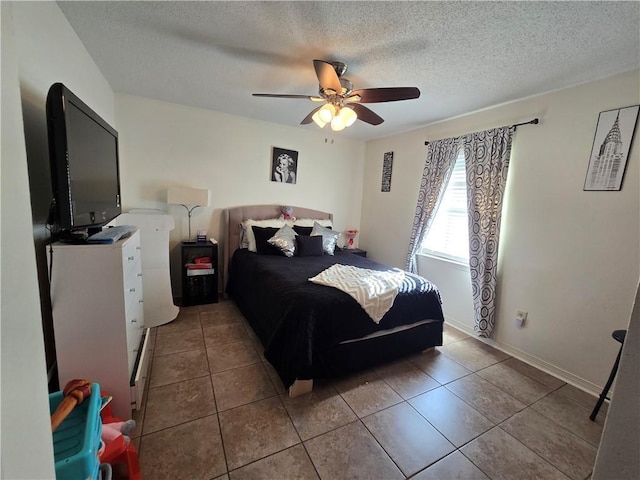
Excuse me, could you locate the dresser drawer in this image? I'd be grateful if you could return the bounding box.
[124,269,143,314]
[130,328,153,411]
[121,233,142,279]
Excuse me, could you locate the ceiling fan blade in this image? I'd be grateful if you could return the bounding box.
[300,106,323,125]
[253,93,318,100]
[349,87,421,103]
[352,104,384,125]
[313,60,342,93]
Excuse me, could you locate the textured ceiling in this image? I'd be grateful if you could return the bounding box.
[57,1,640,140]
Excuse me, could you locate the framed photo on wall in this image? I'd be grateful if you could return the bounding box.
[271,147,298,184]
[381,151,393,192]
[584,105,639,191]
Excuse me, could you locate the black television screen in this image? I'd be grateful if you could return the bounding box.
[46,83,121,234]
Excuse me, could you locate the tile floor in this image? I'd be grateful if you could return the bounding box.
[125,300,606,480]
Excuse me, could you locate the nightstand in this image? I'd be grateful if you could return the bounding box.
[345,248,367,258]
[181,240,218,306]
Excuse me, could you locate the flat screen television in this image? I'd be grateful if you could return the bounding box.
[46,83,121,237]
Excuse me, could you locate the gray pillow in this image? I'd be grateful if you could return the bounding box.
[310,221,340,255]
[267,224,298,257]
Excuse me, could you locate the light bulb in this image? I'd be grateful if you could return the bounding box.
[318,104,335,123]
[341,107,357,127]
[312,111,327,128]
[331,116,346,131]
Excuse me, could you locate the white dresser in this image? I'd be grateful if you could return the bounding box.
[49,230,152,419]
[116,211,179,327]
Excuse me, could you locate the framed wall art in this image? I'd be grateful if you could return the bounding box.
[584,105,639,191]
[381,151,393,192]
[271,147,298,184]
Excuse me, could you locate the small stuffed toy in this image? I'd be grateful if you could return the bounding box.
[280,206,296,222]
[101,419,136,446]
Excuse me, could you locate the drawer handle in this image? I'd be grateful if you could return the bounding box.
[128,255,135,261]
[131,318,137,323]
[139,299,144,303]
[130,288,136,293]
[137,273,143,277]
[136,246,141,250]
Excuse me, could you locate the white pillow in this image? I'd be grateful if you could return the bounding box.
[240,218,285,252]
[293,218,333,228]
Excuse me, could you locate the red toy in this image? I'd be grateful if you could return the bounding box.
[99,395,141,480]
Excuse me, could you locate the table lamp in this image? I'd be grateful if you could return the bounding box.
[167,187,209,243]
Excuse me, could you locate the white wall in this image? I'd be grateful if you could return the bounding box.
[114,94,365,292]
[361,70,640,394]
[1,1,116,477]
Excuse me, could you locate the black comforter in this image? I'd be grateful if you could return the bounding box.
[226,248,444,387]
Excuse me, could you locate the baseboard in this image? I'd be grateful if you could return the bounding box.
[444,315,601,397]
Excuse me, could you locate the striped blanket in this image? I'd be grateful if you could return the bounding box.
[309,264,405,323]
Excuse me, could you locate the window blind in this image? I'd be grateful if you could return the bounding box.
[421,150,469,263]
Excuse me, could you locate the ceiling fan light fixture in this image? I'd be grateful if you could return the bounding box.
[331,116,346,131]
[318,103,336,123]
[341,107,358,127]
[312,110,327,128]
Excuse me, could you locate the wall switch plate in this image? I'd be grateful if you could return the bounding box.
[515,310,528,328]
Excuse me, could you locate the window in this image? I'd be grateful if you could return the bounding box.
[421,150,469,264]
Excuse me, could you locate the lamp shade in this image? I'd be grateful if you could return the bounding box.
[167,187,209,207]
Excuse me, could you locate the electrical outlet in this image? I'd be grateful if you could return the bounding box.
[515,310,528,328]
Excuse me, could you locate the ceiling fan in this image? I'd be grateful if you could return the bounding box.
[252,59,421,131]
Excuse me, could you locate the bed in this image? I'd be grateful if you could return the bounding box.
[223,205,444,396]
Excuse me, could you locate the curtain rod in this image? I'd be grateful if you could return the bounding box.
[424,118,539,146]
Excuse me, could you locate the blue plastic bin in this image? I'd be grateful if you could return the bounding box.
[49,383,102,480]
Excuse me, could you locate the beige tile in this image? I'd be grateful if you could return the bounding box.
[556,384,604,413]
[362,402,455,477]
[219,396,300,470]
[531,391,604,446]
[262,360,287,394]
[203,323,250,347]
[228,444,319,480]
[154,327,204,357]
[149,348,209,388]
[476,361,555,404]
[143,377,216,434]
[446,374,526,423]
[460,427,569,479]
[375,360,440,399]
[138,415,226,480]
[412,450,489,480]
[198,301,230,313]
[501,357,566,390]
[214,475,229,480]
[304,421,404,480]
[501,408,597,480]
[438,338,510,371]
[409,349,472,384]
[409,387,494,447]
[442,323,470,345]
[333,371,403,418]
[156,309,200,335]
[280,381,357,441]
[212,363,276,411]
[240,321,264,352]
[207,341,260,373]
[200,307,242,327]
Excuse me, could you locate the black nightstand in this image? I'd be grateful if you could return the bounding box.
[344,248,367,258]
[180,240,218,306]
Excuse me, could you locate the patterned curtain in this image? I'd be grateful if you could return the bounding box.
[463,126,515,337]
[405,137,462,273]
